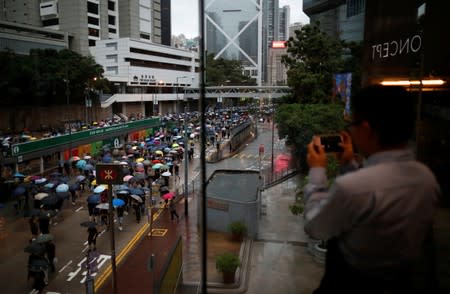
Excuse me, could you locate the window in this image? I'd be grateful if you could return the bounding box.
[88,16,99,26]
[89,39,96,47]
[106,42,117,50]
[106,66,118,74]
[109,28,117,34]
[347,0,366,17]
[42,18,59,26]
[140,33,150,40]
[87,2,99,14]
[108,1,115,11]
[108,15,115,26]
[106,54,118,62]
[88,28,99,37]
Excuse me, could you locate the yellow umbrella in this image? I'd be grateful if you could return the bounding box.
[172,143,179,148]
[136,157,145,163]
[155,150,163,156]
[91,179,97,186]
[132,146,138,150]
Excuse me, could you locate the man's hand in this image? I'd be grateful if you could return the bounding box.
[337,131,354,165]
[307,136,327,168]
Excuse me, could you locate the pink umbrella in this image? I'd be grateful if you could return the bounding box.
[162,192,175,200]
[123,175,134,182]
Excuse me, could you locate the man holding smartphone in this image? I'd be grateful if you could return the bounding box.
[304,85,440,293]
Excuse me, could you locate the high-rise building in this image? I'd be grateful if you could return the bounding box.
[278,5,290,42]
[0,0,169,55]
[303,0,365,42]
[205,0,263,85]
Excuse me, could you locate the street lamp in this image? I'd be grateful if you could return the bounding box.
[176,76,188,113]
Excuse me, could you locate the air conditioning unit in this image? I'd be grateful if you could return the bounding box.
[40,0,58,20]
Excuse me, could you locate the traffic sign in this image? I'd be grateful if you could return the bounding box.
[96,164,123,185]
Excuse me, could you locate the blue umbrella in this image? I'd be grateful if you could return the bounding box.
[102,154,112,163]
[76,160,87,169]
[115,185,129,191]
[13,186,26,196]
[93,185,106,193]
[13,172,25,178]
[56,183,69,193]
[87,194,100,204]
[112,198,125,207]
[83,164,95,171]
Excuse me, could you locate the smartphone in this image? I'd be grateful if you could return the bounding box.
[320,135,343,152]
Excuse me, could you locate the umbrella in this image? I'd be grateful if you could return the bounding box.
[123,175,134,182]
[93,185,107,193]
[129,188,144,196]
[44,183,55,189]
[134,172,146,180]
[96,203,109,210]
[135,166,145,173]
[91,179,97,186]
[155,150,163,156]
[34,193,49,200]
[103,154,113,163]
[56,183,69,193]
[162,171,172,177]
[76,159,87,169]
[190,133,195,138]
[136,157,145,163]
[84,155,92,160]
[113,198,125,207]
[80,221,98,228]
[152,163,163,170]
[56,191,71,200]
[41,195,59,206]
[13,172,25,178]
[34,178,47,185]
[162,192,175,200]
[71,156,81,161]
[83,164,95,171]
[116,190,130,196]
[143,160,151,166]
[130,194,143,203]
[120,161,129,165]
[87,194,100,204]
[24,242,45,255]
[13,186,26,197]
[172,143,179,148]
[76,175,86,182]
[36,233,53,243]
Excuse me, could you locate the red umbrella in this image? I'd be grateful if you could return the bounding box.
[162,192,175,200]
[152,159,161,163]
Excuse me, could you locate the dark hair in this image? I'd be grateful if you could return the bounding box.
[351,85,415,146]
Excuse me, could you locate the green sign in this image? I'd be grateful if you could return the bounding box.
[11,118,160,156]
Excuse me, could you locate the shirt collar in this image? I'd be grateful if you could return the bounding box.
[364,148,415,167]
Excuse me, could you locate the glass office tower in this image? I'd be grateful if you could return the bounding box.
[205,0,263,85]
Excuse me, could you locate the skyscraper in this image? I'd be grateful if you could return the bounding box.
[205,0,263,85]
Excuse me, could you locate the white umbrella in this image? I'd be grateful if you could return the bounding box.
[96,203,109,210]
[93,185,107,193]
[34,193,49,200]
[162,171,172,177]
[56,183,69,193]
[130,194,143,203]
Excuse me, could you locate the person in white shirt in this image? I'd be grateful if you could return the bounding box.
[304,85,440,293]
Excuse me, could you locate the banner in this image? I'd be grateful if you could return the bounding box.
[333,73,352,118]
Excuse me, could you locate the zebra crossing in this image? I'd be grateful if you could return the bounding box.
[231,153,272,160]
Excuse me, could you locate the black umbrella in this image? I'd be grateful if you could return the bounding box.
[41,195,59,206]
[29,257,50,272]
[24,242,45,255]
[56,191,71,200]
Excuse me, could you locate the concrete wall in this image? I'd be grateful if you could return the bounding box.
[0,105,112,132]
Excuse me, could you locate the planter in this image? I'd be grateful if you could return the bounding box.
[228,221,247,242]
[216,252,241,283]
[222,271,236,284]
[313,243,327,265]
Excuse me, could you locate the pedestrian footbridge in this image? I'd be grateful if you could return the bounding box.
[100,86,290,108]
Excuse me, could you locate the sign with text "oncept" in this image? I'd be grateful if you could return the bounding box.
[96,164,123,185]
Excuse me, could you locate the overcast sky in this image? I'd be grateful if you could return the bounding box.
[172,0,310,38]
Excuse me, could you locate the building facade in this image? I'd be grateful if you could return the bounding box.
[205,0,263,85]
[303,0,365,42]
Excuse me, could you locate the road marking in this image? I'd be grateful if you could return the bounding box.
[97,229,106,237]
[82,245,89,252]
[148,228,167,237]
[58,260,72,273]
[75,207,83,212]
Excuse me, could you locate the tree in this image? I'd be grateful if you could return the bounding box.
[0,49,105,106]
[205,53,255,86]
[281,22,344,103]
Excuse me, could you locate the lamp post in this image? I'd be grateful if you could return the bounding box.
[176,76,188,114]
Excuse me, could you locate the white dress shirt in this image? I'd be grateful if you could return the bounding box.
[304,148,440,271]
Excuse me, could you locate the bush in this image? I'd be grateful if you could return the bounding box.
[227,221,247,236]
[216,252,241,273]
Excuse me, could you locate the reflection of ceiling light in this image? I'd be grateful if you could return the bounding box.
[380,79,446,86]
